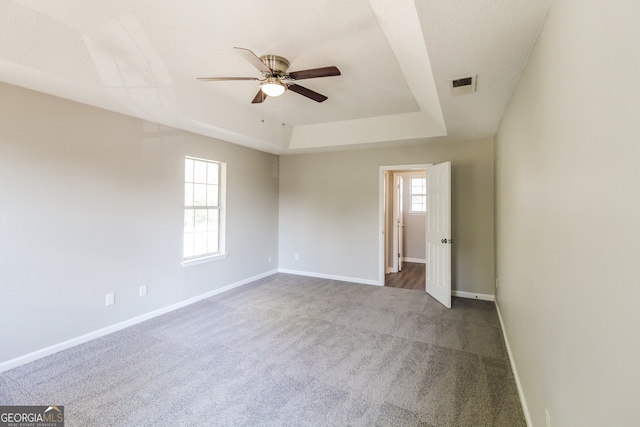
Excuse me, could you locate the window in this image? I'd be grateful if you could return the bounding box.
[183,157,226,264]
[410,176,426,213]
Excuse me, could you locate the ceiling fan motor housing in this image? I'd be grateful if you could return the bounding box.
[198,48,338,103]
[260,55,290,75]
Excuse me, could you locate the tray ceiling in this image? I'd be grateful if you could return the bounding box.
[0,0,551,154]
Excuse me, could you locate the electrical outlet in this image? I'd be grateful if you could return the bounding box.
[105,292,115,306]
[139,285,148,297]
[545,408,551,427]
[268,256,272,263]
[495,278,498,289]
[294,253,299,260]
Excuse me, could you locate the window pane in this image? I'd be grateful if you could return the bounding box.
[184,209,195,233]
[207,231,219,253]
[207,209,219,230]
[412,195,426,212]
[185,158,194,182]
[184,183,194,206]
[207,163,219,185]
[193,184,207,206]
[410,177,426,213]
[194,160,207,183]
[207,184,219,206]
[193,232,208,256]
[183,233,194,258]
[412,177,426,192]
[184,157,225,260]
[195,209,207,232]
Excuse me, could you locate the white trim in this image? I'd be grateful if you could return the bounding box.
[392,173,402,273]
[495,301,532,427]
[0,269,278,374]
[181,252,227,267]
[452,290,495,301]
[218,162,227,255]
[278,268,381,286]
[402,257,426,264]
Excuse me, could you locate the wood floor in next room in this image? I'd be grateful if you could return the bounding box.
[385,262,425,291]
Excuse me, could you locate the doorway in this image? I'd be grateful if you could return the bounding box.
[379,165,428,289]
[379,162,452,307]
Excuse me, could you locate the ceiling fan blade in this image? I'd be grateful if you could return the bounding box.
[289,66,341,80]
[197,77,259,81]
[234,47,271,74]
[251,90,267,104]
[288,84,328,102]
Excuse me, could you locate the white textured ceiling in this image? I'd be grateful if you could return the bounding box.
[0,0,551,154]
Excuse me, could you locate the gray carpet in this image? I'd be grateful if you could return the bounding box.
[0,274,525,426]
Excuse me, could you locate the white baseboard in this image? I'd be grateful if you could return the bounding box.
[0,269,278,374]
[452,290,495,301]
[278,268,381,286]
[0,269,497,374]
[402,257,426,264]
[276,269,495,299]
[495,300,532,427]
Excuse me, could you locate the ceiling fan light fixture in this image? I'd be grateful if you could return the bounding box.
[261,78,286,97]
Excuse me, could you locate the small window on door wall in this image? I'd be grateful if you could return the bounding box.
[183,157,226,262]
[410,177,427,213]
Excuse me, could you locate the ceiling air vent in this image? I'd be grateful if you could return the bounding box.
[450,75,477,96]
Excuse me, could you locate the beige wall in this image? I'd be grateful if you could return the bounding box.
[279,138,495,295]
[495,0,640,425]
[0,83,279,365]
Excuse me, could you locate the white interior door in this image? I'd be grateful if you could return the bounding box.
[425,162,451,308]
[397,176,404,272]
[392,174,404,273]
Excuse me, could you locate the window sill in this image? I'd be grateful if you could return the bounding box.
[182,253,227,267]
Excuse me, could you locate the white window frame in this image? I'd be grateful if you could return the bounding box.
[409,175,427,214]
[182,156,227,267]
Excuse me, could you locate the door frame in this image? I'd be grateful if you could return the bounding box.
[392,174,403,273]
[378,164,430,285]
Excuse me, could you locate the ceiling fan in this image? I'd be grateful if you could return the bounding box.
[197,47,341,104]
